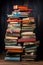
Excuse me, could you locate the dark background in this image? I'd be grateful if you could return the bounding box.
[0,0,43,60]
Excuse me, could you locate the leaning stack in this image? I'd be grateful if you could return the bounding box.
[17,6,39,61]
[5,8,23,61]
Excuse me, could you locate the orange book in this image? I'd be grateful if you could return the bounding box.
[13,5,32,12]
[6,49,23,53]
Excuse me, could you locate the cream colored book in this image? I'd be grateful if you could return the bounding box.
[5,46,22,49]
[22,17,35,22]
[5,36,18,40]
[21,32,35,35]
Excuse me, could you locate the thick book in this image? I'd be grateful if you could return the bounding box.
[6,29,21,33]
[6,32,20,37]
[5,46,23,53]
[5,39,17,43]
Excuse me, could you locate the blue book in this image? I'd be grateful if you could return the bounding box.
[5,57,20,61]
[8,14,28,18]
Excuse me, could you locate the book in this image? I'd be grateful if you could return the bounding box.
[6,29,21,33]
[6,49,23,53]
[5,46,22,49]
[7,19,21,22]
[18,38,36,42]
[7,14,28,18]
[5,43,17,46]
[8,23,21,27]
[21,32,35,36]
[5,39,17,43]
[5,57,20,61]
[12,11,29,16]
[5,36,18,40]
[22,36,36,38]
[13,5,32,12]
[25,46,37,50]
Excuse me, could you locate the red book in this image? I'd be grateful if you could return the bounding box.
[7,19,21,22]
[18,38,36,42]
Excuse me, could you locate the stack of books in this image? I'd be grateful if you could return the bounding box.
[17,6,39,61]
[18,17,37,61]
[5,46,23,61]
[5,18,21,46]
[5,5,39,61]
[5,9,23,61]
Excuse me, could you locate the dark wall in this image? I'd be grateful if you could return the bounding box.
[0,0,24,53]
[0,0,43,60]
